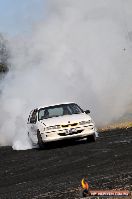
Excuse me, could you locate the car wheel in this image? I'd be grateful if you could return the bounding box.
[37,130,45,149]
[87,133,96,143]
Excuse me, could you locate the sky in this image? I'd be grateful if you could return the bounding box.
[0,0,45,36]
[0,0,132,38]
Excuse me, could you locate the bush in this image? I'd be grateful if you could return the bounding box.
[0,63,8,72]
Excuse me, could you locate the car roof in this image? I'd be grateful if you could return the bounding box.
[37,102,76,110]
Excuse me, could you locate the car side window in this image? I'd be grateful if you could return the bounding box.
[30,109,37,123]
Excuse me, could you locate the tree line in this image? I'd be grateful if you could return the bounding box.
[0,33,9,73]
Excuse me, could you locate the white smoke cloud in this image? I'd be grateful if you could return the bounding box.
[0,0,132,150]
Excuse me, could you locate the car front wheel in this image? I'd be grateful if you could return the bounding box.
[37,130,45,149]
[87,133,96,143]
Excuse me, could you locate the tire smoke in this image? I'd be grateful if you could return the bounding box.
[0,0,132,150]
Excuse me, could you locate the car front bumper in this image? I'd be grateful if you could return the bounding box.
[41,128,96,143]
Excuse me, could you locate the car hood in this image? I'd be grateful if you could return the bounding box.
[39,113,92,126]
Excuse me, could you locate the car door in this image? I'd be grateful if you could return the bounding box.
[28,109,38,144]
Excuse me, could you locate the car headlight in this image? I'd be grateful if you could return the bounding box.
[45,125,61,131]
[79,120,91,125]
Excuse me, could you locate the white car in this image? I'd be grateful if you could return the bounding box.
[27,102,97,148]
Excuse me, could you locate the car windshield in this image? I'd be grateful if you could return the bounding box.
[38,103,83,120]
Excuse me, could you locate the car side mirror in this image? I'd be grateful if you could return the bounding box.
[30,117,37,124]
[85,110,90,114]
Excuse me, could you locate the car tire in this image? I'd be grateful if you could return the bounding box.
[87,133,96,143]
[37,130,45,149]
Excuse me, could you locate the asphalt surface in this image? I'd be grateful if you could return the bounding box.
[0,128,132,199]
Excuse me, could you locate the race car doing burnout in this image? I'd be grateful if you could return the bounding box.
[27,102,97,148]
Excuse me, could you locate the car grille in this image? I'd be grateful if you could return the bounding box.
[61,123,78,128]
